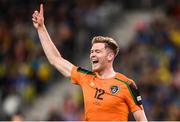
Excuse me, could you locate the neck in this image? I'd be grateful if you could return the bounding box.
[96,66,116,79]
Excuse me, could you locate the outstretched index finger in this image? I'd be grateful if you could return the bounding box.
[40,4,44,16]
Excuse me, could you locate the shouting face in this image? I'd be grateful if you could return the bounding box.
[90,43,114,72]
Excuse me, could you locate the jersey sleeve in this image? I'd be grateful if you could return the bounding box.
[124,81,143,112]
[71,66,81,85]
[70,66,93,85]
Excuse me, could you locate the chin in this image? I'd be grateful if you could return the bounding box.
[92,67,97,72]
[92,67,101,72]
[92,68,98,72]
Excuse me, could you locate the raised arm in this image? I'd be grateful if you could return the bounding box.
[32,4,74,77]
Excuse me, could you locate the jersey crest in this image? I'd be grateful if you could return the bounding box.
[110,85,119,94]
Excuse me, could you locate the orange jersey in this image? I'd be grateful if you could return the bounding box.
[70,66,143,121]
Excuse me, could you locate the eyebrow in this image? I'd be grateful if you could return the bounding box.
[90,48,103,51]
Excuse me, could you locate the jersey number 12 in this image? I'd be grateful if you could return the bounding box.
[94,88,105,100]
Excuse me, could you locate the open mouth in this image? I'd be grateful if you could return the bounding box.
[92,60,99,64]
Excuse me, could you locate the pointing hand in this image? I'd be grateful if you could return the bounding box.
[32,4,44,29]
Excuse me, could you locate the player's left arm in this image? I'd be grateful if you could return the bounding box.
[133,109,147,121]
[123,79,148,121]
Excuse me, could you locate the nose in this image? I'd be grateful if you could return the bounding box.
[90,52,96,59]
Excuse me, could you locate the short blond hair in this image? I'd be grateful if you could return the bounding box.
[91,36,119,56]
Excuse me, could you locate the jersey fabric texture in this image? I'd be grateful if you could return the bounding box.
[70,66,143,121]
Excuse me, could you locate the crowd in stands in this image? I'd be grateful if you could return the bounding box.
[115,10,180,120]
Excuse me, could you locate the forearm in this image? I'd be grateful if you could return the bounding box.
[37,25,73,77]
[37,25,61,63]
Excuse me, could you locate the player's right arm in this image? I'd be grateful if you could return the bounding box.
[32,4,74,77]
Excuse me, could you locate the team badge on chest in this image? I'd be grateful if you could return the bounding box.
[110,85,119,94]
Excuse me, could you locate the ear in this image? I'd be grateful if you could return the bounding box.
[107,51,115,62]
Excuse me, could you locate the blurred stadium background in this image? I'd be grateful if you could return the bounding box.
[0,0,180,121]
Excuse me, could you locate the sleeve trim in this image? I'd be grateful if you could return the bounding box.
[77,67,94,75]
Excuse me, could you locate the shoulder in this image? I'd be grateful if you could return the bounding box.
[114,72,137,88]
[71,66,95,84]
[115,73,142,104]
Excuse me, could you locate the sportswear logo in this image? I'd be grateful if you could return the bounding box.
[110,85,119,94]
[90,82,95,87]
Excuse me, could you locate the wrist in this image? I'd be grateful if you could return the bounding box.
[37,24,46,31]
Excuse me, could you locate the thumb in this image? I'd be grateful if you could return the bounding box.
[40,4,44,16]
